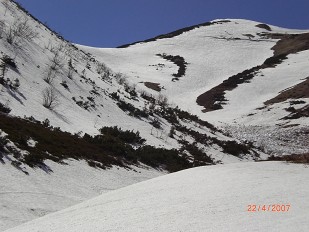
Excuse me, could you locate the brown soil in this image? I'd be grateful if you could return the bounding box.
[197,32,309,112]
[282,104,309,120]
[255,24,272,31]
[144,82,161,92]
[272,33,309,56]
[268,153,309,164]
[265,77,309,105]
[196,55,287,112]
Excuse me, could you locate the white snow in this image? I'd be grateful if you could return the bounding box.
[1,1,309,231]
[207,50,309,125]
[5,161,309,232]
[0,159,163,231]
[79,19,309,125]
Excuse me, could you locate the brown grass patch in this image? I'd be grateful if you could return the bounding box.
[144,82,161,92]
[255,24,272,31]
[197,32,309,112]
[265,77,309,105]
[268,153,309,164]
[272,33,309,56]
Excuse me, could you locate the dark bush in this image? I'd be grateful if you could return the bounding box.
[136,145,190,172]
[2,55,17,69]
[99,126,146,145]
[268,153,309,164]
[117,100,148,118]
[0,102,11,114]
[110,92,120,101]
[221,141,251,157]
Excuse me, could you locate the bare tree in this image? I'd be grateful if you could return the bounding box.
[157,93,168,107]
[2,0,13,16]
[0,20,4,39]
[43,68,56,84]
[50,52,64,71]
[96,62,110,75]
[5,17,38,46]
[43,52,64,84]
[42,87,59,110]
[0,59,7,81]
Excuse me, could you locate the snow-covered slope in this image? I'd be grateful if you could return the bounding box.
[0,1,268,229]
[0,159,163,231]
[0,0,257,160]
[80,19,308,124]
[80,19,309,154]
[6,161,309,232]
[1,0,309,230]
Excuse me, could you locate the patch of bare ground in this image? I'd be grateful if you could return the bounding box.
[197,32,309,112]
[272,33,309,56]
[196,55,287,112]
[144,82,161,92]
[265,77,309,105]
[282,104,309,119]
[255,23,272,31]
[267,153,309,164]
[156,54,188,81]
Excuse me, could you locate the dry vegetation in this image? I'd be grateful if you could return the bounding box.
[144,82,161,92]
[265,77,309,105]
[197,32,309,112]
[267,153,309,164]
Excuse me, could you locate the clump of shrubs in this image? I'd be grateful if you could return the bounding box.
[0,114,193,172]
[221,140,251,157]
[0,102,11,114]
[117,99,148,118]
[267,153,309,164]
[99,126,146,145]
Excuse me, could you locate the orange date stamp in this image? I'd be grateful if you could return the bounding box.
[247,204,291,212]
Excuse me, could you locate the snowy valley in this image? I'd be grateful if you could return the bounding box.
[0,0,308,231]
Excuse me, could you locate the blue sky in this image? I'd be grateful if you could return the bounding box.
[14,0,309,48]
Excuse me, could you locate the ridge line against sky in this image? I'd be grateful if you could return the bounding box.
[13,0,309,48]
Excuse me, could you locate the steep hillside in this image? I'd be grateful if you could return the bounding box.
[0,0,264,171]
[1,0,309,230]
[80,19,309,155]
[0,1,270,229]
[6,162,309,232]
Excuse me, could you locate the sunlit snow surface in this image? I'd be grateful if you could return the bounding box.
[1,1,309,231]
[6,162,309,232]
[0,159,163,231]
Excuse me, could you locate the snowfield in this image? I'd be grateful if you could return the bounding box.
[0,159,163,231]
[1,0,309,231]
[5,161,309,232]
[79,19,309,127]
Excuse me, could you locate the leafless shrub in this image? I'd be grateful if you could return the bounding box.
[5,17,38,46]
[0,20,4,39]
[50,53,64,71]
[67,66,74,79]
[43,51,64,84]
[115,73,128,85]
[96,62,110,75]
[0,59,7,80]
[2,0,14,16]
[157,93,168,107]
[42,86,59,110]
[169,126,176,138]
[43,68,56,84]
[67,58,75,79]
